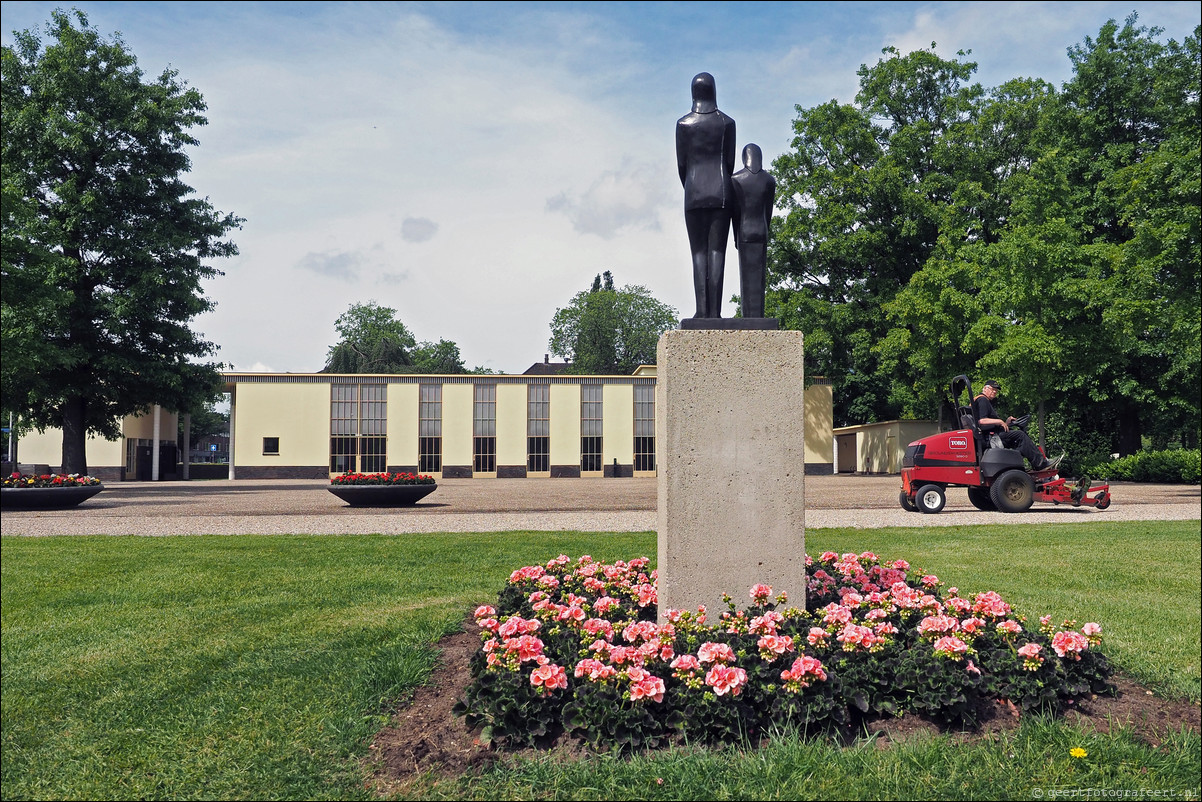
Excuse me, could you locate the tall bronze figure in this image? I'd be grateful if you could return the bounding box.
[731,143,776,319]
[676,72,736,319]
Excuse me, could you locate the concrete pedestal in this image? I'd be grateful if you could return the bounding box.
[656,329,806,619]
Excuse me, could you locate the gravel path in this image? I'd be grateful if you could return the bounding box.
[2,476,1197,536]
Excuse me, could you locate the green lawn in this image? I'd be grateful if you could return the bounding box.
[1,522,1198,800]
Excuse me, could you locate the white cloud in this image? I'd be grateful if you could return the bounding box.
[296,250,366,281]
[400,217,438,243]
[3,0,1194,374]
[546,161,672,239]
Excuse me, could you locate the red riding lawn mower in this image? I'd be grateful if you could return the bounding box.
[899,375,1112,514]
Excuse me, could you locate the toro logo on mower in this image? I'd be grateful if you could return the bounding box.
[949,436,969,450]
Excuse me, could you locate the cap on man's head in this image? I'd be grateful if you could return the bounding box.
[983,380,1001,390]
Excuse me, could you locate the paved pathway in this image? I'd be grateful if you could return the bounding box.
[2,476,1197,536]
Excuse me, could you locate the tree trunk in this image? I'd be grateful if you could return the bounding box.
[1037,398,1046,450]
[61,396,89,475]
[1117,404,1142,456]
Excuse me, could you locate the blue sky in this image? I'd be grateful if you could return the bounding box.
[3,1,1198,374]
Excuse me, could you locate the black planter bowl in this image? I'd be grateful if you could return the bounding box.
[1,484,104,510]
[327,483,437,507]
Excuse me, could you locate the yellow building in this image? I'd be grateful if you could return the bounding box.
[223,371,834,480]
[11,372,834,480]
[832,420,940,475]
[12,406,179,481]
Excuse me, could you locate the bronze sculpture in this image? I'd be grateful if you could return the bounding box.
[731,143,776,319]
[676,74,778,329]
[676,72,736,319]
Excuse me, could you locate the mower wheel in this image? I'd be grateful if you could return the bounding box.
[967,486,996,511]
[915,484,946,514]
[1095,495,1111,511]
[899,490,918,512]
[990,470,1034,513]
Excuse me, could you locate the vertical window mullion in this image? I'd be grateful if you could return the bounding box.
[527,383,549,472]
[474,384,496,473]
[419,383,442,473]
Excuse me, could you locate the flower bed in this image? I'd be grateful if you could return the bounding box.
[327,471,437,507]
[2,473,105,509]
[329,472,436,486]
[3,472,102,488]
[454,552,1114,751]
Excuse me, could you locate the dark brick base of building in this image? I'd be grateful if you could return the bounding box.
[236,465,328,479]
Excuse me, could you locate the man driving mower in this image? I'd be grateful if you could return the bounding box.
[971,379,1062,472]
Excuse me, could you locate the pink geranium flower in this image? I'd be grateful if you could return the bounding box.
[497,616,540,639]
[820,603,853,627]
[582,618,614,640]
[918,615,960,638]
[780,655,828,692]
[705,665,747,697]
[750,583,773,604]
[836,623,879,652]
[933,635,969,660]
[1017,642,1044,671]
[749,610,783,635]
[971,590,1013,619]
[622,621,660,644]
[507,634,546,663]
[698,641,736,665]
[1052,630,1089,660]
[531,663,568,691]
[757,634,795,661]
[626,667,666,703]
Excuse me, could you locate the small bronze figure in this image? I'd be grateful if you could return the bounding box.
[676,72,736,319]
[731,143,776,319]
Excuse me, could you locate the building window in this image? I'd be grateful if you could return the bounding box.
[634,383,655,472]
[330,384,387,474]
[419,383,442,474]
[581,383,602,473]
[473,384,496,473]
[527,383,549,473]
[262,437,280,455]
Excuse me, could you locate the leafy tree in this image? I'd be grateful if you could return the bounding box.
[324,301,417,373]
[1055,16,1201,452]
[1,10,241,474]
[322,301,481,374]
[773,20,1199,454]
[179,402,228,450]
[768,45,983,426]
[549,271,678,375]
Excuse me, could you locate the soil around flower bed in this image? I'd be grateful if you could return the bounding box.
[365,619,1202,795]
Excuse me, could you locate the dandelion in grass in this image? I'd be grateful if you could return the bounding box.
[1070,747,1088,759]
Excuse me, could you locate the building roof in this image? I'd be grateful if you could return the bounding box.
[522,355,571,375]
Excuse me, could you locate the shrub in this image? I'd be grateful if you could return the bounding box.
[453,553,1114,752]
[1077,449,1201,484]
